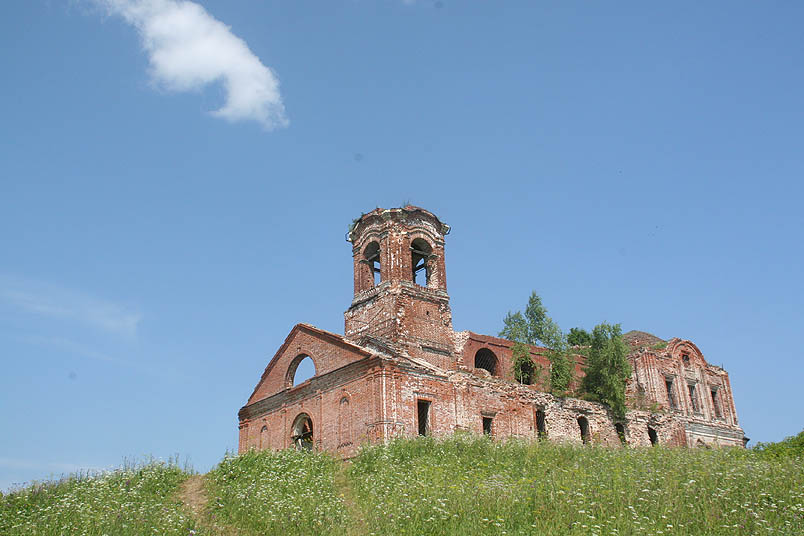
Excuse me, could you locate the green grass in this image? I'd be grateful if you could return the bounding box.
[205,448,348,536]
[0,458,195,536]
[3,436,803,535]
[348,435,804,535]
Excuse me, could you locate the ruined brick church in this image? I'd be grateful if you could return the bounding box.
[238,206,745,455]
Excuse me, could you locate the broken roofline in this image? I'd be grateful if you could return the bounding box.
[347,205,451,243]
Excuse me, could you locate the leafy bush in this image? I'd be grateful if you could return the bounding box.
[568,327,592,346]
[500,291,573,394]
[754,430,804,459]
[580,323,632,419]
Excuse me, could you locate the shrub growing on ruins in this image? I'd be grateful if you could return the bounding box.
[511,341,545,386]
[580,322,632,419]
[500,292,573,394]
[567,327,592,346]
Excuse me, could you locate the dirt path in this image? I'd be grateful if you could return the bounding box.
[179,475,208,519]
[334,463,367,536]
[178,474,240,536]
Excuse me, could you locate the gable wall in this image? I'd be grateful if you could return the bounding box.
[247,328,369,405]
[240,365,382,458]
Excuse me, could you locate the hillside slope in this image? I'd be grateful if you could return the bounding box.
[3,436,803,535]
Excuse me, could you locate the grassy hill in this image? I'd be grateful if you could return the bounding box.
[2,435,803,535]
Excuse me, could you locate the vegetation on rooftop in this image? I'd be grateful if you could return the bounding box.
[500,291,631,416]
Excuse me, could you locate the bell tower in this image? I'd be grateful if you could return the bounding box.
[344,206,454,369]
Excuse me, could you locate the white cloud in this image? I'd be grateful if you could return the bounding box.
[95,0,288,129]
[0,276,141,337]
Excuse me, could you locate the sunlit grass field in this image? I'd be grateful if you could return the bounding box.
[349,436,804,535]
[0,458,196,536]
[2,436,803,535]
[205,448,348,535]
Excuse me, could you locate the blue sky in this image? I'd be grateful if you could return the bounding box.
[1,1,803,491]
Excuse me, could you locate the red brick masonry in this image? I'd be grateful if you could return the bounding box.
[238,207,745,455]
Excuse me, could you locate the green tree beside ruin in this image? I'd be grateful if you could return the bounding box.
[580,322,632,419]
[500,292,573,394]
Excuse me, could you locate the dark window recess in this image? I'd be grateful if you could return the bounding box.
[363,241,381,286]
[474,348,498,376]
[410,238,433,287]
[536,409,547,439]
[665,378,677,409]
[711,389,722,418]
[648,426,658,445]
[615,423,626,445]
[482,417,493,436]
[688,384,699,412]
[417,400,431,436]
[682,353,690,365]
[577,416,590,445]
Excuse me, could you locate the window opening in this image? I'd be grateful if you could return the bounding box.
[417,400,431,436]
[711,388,722,418]
[648,426,658,445]
[291,355,315,387]
[688,384,699,413]
[259,425,268,449]
[577,416,590,445]
[615,423,626,445]
[363,241,381,287]
[665,378,677,409]
[536,409,547,440]
[482,416,493,436]
[291,414,313,451]
[474,348,498,376]
[339,397,351,445]
[410,238,433,287]
[682,353,690,365]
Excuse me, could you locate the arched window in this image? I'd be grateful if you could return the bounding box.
[648,426,658,446]
[410,238,433,287]
[577,416,590,445]
[291,413,313,450]
[259,425,268,449]
[474,348,498,376]
[286,355,316,388]
[364,241,381,287]
[615,423,626,445]
[338,397,351,446]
